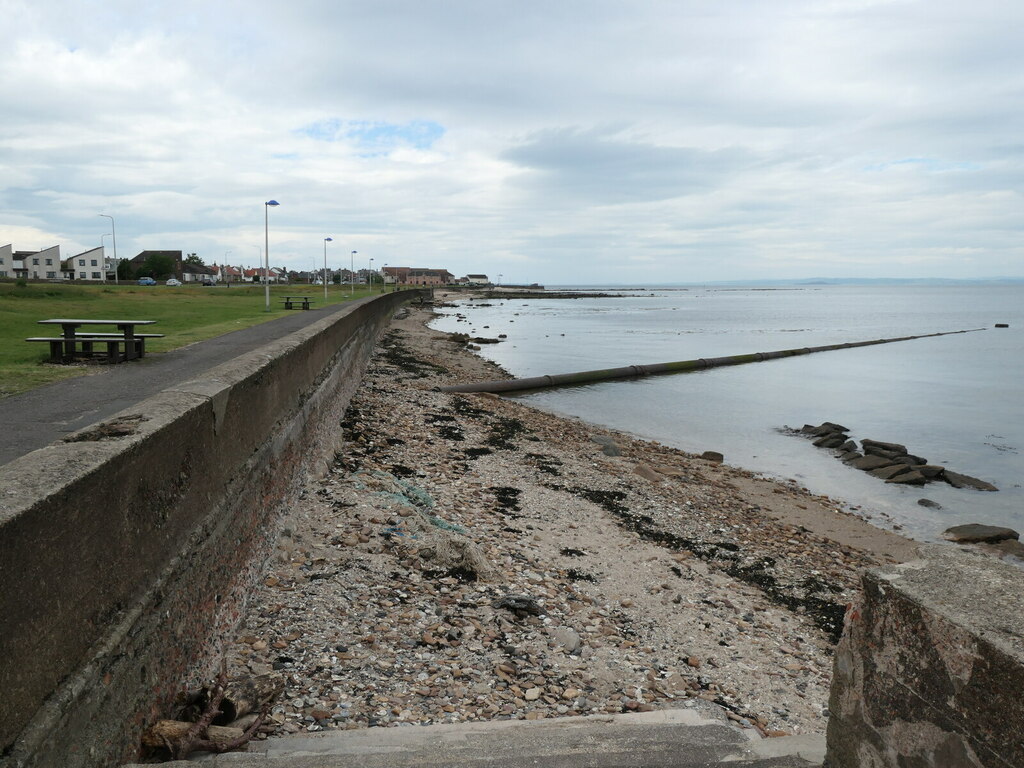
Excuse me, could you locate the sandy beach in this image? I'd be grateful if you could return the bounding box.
[223,295,921,741]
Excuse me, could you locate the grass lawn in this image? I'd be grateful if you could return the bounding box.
[0,281,389,397]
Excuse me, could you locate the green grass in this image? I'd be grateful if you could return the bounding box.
[0,281,392,397]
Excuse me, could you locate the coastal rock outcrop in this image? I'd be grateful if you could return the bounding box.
[942,523,1020,543]
[789,422,998,493]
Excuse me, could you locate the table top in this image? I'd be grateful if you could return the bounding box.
[39,319,157,326]
[280,296,314,300]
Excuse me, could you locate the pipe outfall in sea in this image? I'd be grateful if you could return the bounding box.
[440,328,987,394]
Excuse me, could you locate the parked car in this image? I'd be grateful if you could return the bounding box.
[165,278,182,286]
[201,279,215,286]
[137,277,156,286]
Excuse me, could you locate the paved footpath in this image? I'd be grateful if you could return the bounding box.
[0,300,372,466]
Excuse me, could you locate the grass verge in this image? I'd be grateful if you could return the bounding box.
[0,281,391,397]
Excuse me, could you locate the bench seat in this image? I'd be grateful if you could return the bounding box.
[26,335,153,363]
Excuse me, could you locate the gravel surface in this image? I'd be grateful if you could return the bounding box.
[223,299,920,742]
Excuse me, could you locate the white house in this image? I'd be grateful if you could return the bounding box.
[68,247,115,281]
[17,245,63,280]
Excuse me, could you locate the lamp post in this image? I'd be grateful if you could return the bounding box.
[100,233,112,283]
[223,250,231,285]
[350,250,357,296]
[368,257,374,291]
[264,200,279,312]
[384,262,388,293]
[323,237,332,302]
[98,213,118,284]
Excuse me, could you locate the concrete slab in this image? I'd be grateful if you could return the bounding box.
[124,710,823,768]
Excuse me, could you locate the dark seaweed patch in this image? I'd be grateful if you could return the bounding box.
[380,331,448,378]
[489,486,522,511]
[526,453,563,476]
[726,558,846,642]
[565,568,598,583]
[464,447,493,460]
[450,396,489,419]
[486,417,530,450]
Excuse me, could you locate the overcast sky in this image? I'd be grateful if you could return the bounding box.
[2,0,1022,284]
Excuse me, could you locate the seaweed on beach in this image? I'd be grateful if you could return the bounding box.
[379,331,448,378]
[486,416,530,450]
[565,568,599,583]
[464,447,493,460]
[726,558,847,642]
[526,453,563,476]
[450,396,490,420]
[489,486,522,511]
[562,484,846,641]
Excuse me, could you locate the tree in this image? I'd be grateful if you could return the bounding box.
[137,253,176,280]
[184,253,204,266]
[117,260,134,281]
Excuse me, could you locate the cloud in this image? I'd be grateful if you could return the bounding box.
[0,0,1022,281]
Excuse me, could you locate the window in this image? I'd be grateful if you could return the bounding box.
[90,259,97,266]
[0,271,7,277]
[45,258,52,265]
[32,258,39,265]
[79,259,85,266]
[46,271,56,278]
[79,272,86,279]
[91,272,101,279]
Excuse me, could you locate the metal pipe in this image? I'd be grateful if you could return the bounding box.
[441,328,986,394]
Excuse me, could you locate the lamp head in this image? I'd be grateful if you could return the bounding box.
[325,237,333,242]
[265,200,280,207]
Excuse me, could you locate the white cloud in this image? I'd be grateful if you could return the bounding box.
[0,0,1022,282]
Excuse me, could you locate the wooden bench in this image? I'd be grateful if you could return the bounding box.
[32,318,161,363]
[281,296,314,310]
[26,333,165,363]
[75,333,164,360]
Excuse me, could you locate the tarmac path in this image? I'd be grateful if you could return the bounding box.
[0,300,372,466]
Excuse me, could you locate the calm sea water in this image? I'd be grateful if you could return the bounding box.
[431,285,1024,541]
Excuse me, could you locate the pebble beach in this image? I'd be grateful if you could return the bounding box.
[223,295,922,741]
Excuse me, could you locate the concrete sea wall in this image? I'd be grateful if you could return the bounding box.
[826,546,1024,767]
[0,291,421,767]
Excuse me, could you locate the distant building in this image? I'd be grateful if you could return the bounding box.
[464,274,489,286]
[406,268,454,286]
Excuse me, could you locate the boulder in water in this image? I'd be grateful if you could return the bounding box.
[942,523,1019,543]
[944,470,998,492]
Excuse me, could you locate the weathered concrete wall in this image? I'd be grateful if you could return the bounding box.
[0,291,422,768]
[826,546,1024,768]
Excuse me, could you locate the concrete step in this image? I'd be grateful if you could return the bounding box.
[132,708,824,768]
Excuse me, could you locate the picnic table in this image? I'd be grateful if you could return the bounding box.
[281,296,314,310]
[27,319,162,363]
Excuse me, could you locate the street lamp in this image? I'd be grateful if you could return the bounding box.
[350,250,357,296]
[264,200,279,312]
[323,237,332,302]
[223,250,232,285]
[100,233,112,283]
[369,257,374,292]
[98,213,118,284]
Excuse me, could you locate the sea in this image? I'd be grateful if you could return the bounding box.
[429,284,1023,542]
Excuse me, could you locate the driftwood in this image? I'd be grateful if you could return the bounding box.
[218,674,285,724]
[145,668,281,760]
[141,720,245,751]
[176,673,283,725]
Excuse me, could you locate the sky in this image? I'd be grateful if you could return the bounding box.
[2,0,1023,284]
